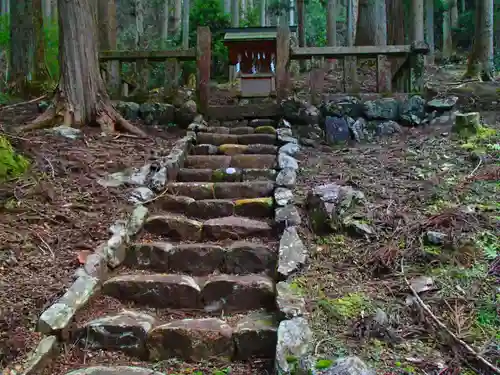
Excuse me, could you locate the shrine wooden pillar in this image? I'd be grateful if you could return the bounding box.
[197,27,211,115]
[276,25,290,102]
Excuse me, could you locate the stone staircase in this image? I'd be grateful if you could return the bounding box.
[53,118,295,374]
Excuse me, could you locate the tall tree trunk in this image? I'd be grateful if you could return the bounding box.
[20,0,145,136]
[241,0,246,21]
[442,7,452,59]
[260,0,266,26]
[355,0,389,91]
[9,0,34,95]
[172,0,182,37]
[412,0,424,42]
[289,0,294,26]
[42,0,51,19]
[231,0,239,26]
[98,0,120,95]
[424,0,435,64]
[386,0,405,76]
[160,0,169,46]
[32,0,50,84]
[182,0,189,48]
[326,0,337,47]
[224,0,230,14]
[134,0,148,93]
[1,0,9,15]
[464,0,494,80]
[451,0,458,28]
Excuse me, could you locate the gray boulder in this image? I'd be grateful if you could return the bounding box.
[114,101,140,120]
[400,95,426,126]
[325,116,351,144]
[175,99,198,127]
[139,103,175,125]
[282,97,320,125]
[363,98,399,120]
[320,96,363,118]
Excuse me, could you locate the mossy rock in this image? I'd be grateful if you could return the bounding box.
[255,126,277,134]
[234,197,274,208]
[0,136,30,181]
[218,144,248,155]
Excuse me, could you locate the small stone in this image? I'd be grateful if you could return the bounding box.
[39,275,98,334]
[128,187,154,204]
[276,281,306,318]
[275,205,301,230]
[348,117,368,142]
[104,231,128,268]
[278,226,306,277]
[279,143,300,157]
[279,135,299,144]
[312,356,375,375]
[363,98,399,120]
[275,317,312,373]
[277,128,293,138]
[425,231,446,245]
[150,166,167,191]
[278,118,292,128]
[427,96,458,111]
[278,153,299,170]
[325,116,350,144]
[276,168,297,188]
[19,336,59,375]
[48,125,82,140]
[375,120,402,136]
[83,253,107,281]
[127,205,149,237]
[275,188,294,206]
[452,112,482,136]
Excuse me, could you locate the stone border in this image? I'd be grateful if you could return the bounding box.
[273,118,314,374]
[7,127,199,375]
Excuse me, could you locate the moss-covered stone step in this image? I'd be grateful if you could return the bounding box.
[164,181,274,200]
[177,168,277,182]
[197,126,258,135]
[124,241,277,276]
[64,367,164,375]
[185,154,277,169]
[144,214,273,240]
[196,133,277,146]
[102,273,275,311]
[218,144,278,155]
[74,311,277,362]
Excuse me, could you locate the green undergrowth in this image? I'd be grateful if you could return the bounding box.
[0,135,30,181]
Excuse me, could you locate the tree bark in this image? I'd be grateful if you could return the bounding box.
[412,0,424,42]
[172,0,182,37]
[160,0,169,46]
[224,0,230,14]
[386,0,405,76]
[289,0,295,26]
[260,0,266,26]
[241,0,246,21]
[182,0,189,48]
[424,0,434,64]
[355,0,389,91]
[231,0,239,26]
[42,0,51,19]
[32,0,50,84]
[464,0,494,81]
[326,0,337,47]
[442,7,452,59]
[98,0,120,95]
[20,0,145,136]
[451,0,458,28]
[9,0,34,95]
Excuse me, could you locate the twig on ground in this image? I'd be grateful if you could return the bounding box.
[140,187,170,204]
[0,94,47,111]
[468,156,483,178]
[33,231,55,259]
[401,257,500,375]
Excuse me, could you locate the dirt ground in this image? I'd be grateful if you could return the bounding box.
[293,114,499,374]
[0,104,183,368]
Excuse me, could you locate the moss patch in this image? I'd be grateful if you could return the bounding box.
[254,125,277,134]
[218,144,248,155]
[234,197,274,208]
[0,135,30,181]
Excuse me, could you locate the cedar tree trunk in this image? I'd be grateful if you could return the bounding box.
[20,0,146,136]
[464,0,494,81]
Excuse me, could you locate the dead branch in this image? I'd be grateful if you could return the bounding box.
[401,258,500,375]
[0,94,48,111]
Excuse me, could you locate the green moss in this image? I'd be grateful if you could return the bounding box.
[211,169,227,182]
[0,136,30,181]
[318,292,372,321]
[315,359,334,369]
[254,125,277,134]
[234,197,273,207]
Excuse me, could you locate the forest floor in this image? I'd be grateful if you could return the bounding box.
[0,104,183,368]
[294,114,499,374]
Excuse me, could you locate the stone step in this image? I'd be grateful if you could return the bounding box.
[75,310,277,362]
[124,241,277,276]
[144,214,273,240]
[102,273,275,312]
[185,154,277,169]
[63,367,164,375]
[177,168,277,182]
[196,133,276,146]
[197,125,277,135]
[154,196,274,219]
[164,181,274,200]
[191,143,278,156]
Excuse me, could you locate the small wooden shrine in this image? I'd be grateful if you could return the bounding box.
[223,26,296,98]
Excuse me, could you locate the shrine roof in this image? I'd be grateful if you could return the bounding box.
[223,26,297,42]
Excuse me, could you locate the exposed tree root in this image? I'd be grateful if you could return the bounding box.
[16,94,148,137]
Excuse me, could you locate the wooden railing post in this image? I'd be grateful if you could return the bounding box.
[276,25,290,102]
[197,26,211,115]
[164,58,179,99]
